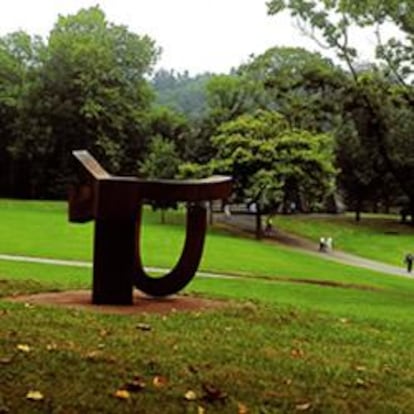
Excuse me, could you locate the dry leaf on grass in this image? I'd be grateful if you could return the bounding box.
[46,343,57,351]
[238,402,249,413]
[0,356,13,365]
[124,376,146,392]
[17,344,31,353]
[153,375,168,388]
[184,390,197,401]
[26,391,44,401]
[113,389,130,400]
[296,402,311,411]
[290,348,304,358]
[202,383,227,402]
[136,323,152,331]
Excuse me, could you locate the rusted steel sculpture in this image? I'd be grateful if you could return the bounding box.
[68,150,232,305]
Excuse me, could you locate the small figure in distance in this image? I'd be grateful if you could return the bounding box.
[265,216,273,235]
[319,237,326,252]
[325,237,333,252]
[404,253,414,273]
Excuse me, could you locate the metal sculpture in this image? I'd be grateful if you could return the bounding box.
[68,150,232,305]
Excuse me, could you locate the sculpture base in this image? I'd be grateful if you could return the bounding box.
[6,290,227,315]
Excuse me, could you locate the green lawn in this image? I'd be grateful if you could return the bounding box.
[275,213,414,266]
[0,199,406,287]
[2,200,414,412]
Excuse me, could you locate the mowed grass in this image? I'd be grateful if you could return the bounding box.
[0,199,407,287]
[2,261,414,413]
[2,200,414,412]
[275,213,414,266]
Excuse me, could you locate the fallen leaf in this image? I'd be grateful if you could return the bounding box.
[46,343,57,351]
[26,390,44,401]
[125,376,146,392]
[187,364,198,374]
[17,344,31,353]
[136,323,152,331]
[184,390,197,401]
[290,348,304,358]
[355,365,367,372]
[238,402,249,413]
[85,350,102,360]
[153,375,168,388]
[296,402,311,411]
[113,389,130,400]
[0,356,13,365]
[198,406,205,414]
[356,378,366,387]
[202,383,227,402]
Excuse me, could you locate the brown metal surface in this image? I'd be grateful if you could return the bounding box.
[68,150,232,304]
[134,203,207,297]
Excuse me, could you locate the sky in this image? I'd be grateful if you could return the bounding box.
[0,0,396,75]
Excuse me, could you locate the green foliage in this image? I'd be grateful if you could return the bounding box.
[211,110,336,212]
[239,47,346,132]
[0,6,159,198]
[267,0,414,221]
[152,69,211,120]
[206,74,263,124]
[139,136,180,179]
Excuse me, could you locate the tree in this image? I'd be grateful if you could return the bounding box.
[0,31,46,196]
[6,6,159,198]
[268,0,414,223]
[211,109,336,215]
[152,69,212,120]
[239,47,346,132]
[139,135,181,223]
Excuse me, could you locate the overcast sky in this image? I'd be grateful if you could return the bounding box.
[0,0,393,75]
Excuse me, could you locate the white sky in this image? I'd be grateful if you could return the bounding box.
[0,0,396,75]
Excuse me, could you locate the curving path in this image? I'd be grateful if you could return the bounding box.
[217,214,412,278]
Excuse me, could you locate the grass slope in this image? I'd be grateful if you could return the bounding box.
[275,213,414,266]
[2,200,414,412]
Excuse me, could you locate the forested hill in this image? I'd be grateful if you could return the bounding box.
[151,69,212,120]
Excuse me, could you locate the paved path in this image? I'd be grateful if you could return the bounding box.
[0,253,239,281]
[218,214,412,278]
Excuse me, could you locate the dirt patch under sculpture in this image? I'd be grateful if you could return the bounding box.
[8,290,228,316]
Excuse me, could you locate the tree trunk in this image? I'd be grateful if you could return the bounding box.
[255,209,262,240]
[409,199,414,226]
[355,199,362,222]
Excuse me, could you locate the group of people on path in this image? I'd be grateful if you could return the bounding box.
[319,237,333,253]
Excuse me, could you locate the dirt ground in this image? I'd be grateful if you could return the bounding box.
[7,290,228,315]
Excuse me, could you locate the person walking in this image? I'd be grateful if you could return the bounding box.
[405,253,413,273]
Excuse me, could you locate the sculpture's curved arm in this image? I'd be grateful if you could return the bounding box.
[134,203,207,297]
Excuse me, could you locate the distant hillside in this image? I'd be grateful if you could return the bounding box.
[151,69,213,120]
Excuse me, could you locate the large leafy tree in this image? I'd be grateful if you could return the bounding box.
[268,0,414,222]
[0,31,46,196]
[211,109,336,214]
[7,6,159,197]
[239,47,346,132]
